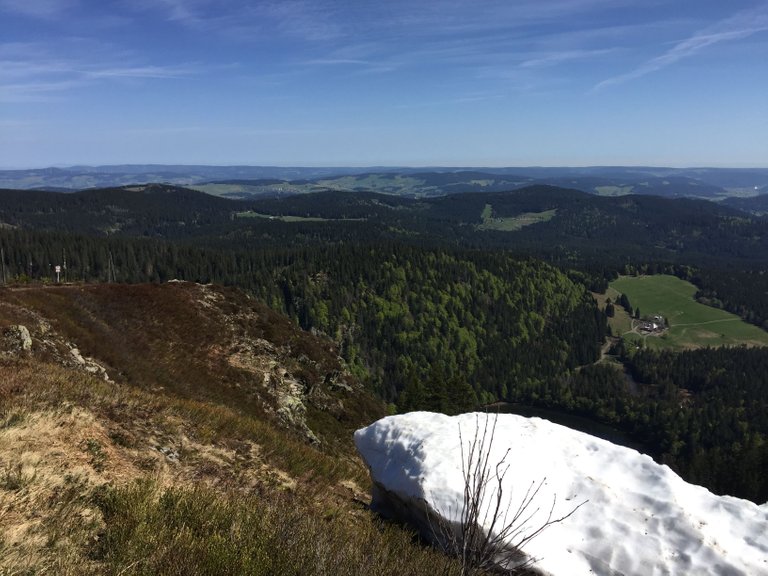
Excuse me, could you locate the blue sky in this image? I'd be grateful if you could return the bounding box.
[1,0,767,168]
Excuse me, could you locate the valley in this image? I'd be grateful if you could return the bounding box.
[2,176,768,574]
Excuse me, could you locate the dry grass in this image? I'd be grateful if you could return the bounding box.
[92,480,462,576]
[0,357,465,575]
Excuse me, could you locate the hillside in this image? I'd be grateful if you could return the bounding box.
[4,184,768,268]
[194,172,729,200]
[0,282,477,574]
[0,184,241,238]
[722,193,768,216]
[1,281,387,445]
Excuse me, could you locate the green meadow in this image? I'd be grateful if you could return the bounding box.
[608,275,768,349]
[477,204,557,231]
[234,211,344,222]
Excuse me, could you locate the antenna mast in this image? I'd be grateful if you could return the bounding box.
[108,250,116,283]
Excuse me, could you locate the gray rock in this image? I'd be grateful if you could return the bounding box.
[3,325,32,353]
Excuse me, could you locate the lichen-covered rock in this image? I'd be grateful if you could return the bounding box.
[3,324,32,353]
[272,370,320,444]
[69,347,111,381]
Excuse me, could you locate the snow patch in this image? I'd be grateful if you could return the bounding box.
[354,412,768,576]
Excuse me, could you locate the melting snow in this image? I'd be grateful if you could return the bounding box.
[354,412,768,576]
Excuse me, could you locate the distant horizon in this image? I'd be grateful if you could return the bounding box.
[3,163,768,171]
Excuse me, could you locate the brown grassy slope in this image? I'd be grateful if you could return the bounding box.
[0,281,384,448]
[0,284,468,575]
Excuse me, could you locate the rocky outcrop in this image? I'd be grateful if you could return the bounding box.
[68,346,111,382]
[0,282,381,446]
[1,313,112,381]
[3,324,32,353]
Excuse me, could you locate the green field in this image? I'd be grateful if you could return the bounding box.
[609,275,768,349]
[477,204,557,231]
[234,211,331,222]
[594,185,634,196]
[191,183,311,197]
[234,210,367,223]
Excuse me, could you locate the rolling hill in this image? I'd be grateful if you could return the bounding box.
[3,184,768,268]
[4,165,768,199]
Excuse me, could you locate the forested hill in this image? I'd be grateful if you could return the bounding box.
[256,246,607,406]
[4,185,768,502]
[4,184,767,267]
[245,186,768,267]
[0,230,607,410]
[721,194,768,216]
[0,184,241,237]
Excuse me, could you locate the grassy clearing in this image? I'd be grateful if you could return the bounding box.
[593,289,632,335]
[234,210,366,223]
[191,183,310,197]
[594,185,633,196]
[609,275,768,349]
[477,204,556,231]
[234,210,333,222]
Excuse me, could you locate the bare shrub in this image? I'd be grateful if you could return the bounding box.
[429,414,587,575]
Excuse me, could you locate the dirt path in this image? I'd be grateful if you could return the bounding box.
[672,318,740,327]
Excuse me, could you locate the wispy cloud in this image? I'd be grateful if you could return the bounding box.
[138,0,642,48]
[84,64,196,79]
[0,0,76,19]
[301,56,399,75]
[304,58,373,66]
[520,48,616,68]
[139,0,344,42]
[0,43,199,102]
[595,4,768,90]
[0,80,86,103]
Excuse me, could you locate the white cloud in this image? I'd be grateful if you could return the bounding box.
[595,3,768,90]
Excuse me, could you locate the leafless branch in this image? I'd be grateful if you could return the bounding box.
[428,414,588,575]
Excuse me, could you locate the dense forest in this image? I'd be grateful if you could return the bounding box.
[510,350,768,504]
[4,184,768,268]
[0,229,605,407]
[3,184,768,502]
[689,268,768,329]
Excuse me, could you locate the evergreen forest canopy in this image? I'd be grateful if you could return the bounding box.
[2,182,768,503]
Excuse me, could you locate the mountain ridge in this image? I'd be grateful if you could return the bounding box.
[3,165,768,198]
